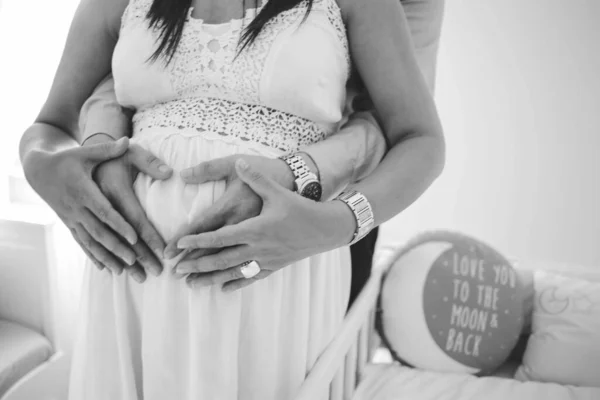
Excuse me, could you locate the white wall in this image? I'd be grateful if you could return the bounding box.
[0,0,79,203]
[379,0,600,267]
[0,0,95,356]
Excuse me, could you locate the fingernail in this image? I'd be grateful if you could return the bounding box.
[150,265,162,277]
[125,255,136,266]
[150,270,161,278]
[176,259,198,274]
[132,271,145,283]
[173,271,187,279]
[176,239,191,249]
[127,233,137,246]
[176,266,195,275]
[153,247,164,259]
[186,279,197,289]
[164,248,178,259]
[222,284,235,293]
[189,279,209,289]
[236,158,249,171]
[158,164,171,173]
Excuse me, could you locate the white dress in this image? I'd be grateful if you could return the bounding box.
[69,0,352,399]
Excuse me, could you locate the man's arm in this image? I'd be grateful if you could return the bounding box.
[296,113,385,200]
[79,75,380,200]
[77,74,172,278]
[302,0,445,197]
[77,74,132,144]
[79,75,378,202]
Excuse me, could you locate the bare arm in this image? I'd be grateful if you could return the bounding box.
[77,74,132,144]
[295,112,385,200]
[17,0,154,276]
[23,0,174,280]
[336,0,445,228]
[20,0,126,162]
[302,0,445,198]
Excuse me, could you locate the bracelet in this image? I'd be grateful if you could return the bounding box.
[336,190,375,246]
[81,132,116,146]
[297,151,321,180]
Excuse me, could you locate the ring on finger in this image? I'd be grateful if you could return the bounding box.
[239,260,261,279]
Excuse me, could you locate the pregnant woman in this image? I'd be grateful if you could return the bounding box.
[19,0,444,399]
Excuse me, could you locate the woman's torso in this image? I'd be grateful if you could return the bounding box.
[69,6,355,398]
[112,0,351,154]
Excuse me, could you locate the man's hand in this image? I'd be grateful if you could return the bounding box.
[23,137,139,275]
[172,159,356,291]
[89,134,173,281]
[162,154,294,261]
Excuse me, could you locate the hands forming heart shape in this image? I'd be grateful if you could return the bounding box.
[26,134,354,291]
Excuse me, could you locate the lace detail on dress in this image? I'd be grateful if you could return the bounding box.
[120,0,349,103]
[120,0,152,31]
[233,0,350,101]
[169,2,317,103]
[133,97,329,153]
[168,17,251,102]
[232,5,304,103]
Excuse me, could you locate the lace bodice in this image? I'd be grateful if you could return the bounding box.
[112,0,351,153]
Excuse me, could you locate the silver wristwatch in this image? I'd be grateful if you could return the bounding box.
[336,190,375,245]
[280,154,322,201]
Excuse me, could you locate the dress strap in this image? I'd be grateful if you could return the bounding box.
[312,0,351,70]
[120,0,153,32]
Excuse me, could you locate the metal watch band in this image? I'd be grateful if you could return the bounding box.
[280,154,322,201]
[336,190,375,246]
[281,154,312,182]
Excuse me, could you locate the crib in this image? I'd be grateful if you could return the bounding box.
[295,248,600,400]
[294,253,390,400]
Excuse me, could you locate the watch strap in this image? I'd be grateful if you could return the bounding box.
[281,154,313,183]
[280,154,322,201]
[336,190,375,246]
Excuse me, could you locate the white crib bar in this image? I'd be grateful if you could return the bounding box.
[343,340,357,399]
[295,264,386,400]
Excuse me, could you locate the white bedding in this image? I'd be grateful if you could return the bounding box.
[352,363,600,400]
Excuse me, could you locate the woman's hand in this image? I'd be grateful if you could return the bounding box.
[90,134,174,281]
[162,154,294,260]
[173,159,356,292]
[23,137,138,275]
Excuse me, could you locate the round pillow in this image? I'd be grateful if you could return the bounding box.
[377,231,528,375]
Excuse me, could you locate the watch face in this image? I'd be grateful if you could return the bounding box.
[301,181,322,201]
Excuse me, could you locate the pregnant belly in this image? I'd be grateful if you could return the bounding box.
[130,129,283,244]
